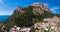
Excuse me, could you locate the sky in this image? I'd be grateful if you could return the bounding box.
[0,0,60,15]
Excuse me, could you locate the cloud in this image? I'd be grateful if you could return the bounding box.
[0,0,6,6]
[0,0,2,2]
[50,7,59,12]
[43,3,57,13]
[43,3,49,7]
[42,2,60,14]
[0,10,13,15]
[43,3,60,14]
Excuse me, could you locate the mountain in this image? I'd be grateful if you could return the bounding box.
[4,2,60,28]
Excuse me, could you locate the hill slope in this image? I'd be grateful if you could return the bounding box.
[4,2,60,27]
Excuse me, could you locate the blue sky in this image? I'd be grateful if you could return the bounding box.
[0,0,60,15]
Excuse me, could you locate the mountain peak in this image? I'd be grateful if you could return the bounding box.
[32,2,41,5]
[16,6,22,10]
[13,2,51,15]
[31,2,43,6]
[13,6,23,14]
[30,2,50,15]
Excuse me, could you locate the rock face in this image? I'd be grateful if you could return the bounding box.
[14,7,25,14]
[43,16,60,22]
[31,2,50,15]
[34,16,60,32]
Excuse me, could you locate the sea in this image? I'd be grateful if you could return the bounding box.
[0,15,10,22]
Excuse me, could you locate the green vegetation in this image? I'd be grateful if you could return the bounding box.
[44,27,51,32]
[4,6,59,30]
